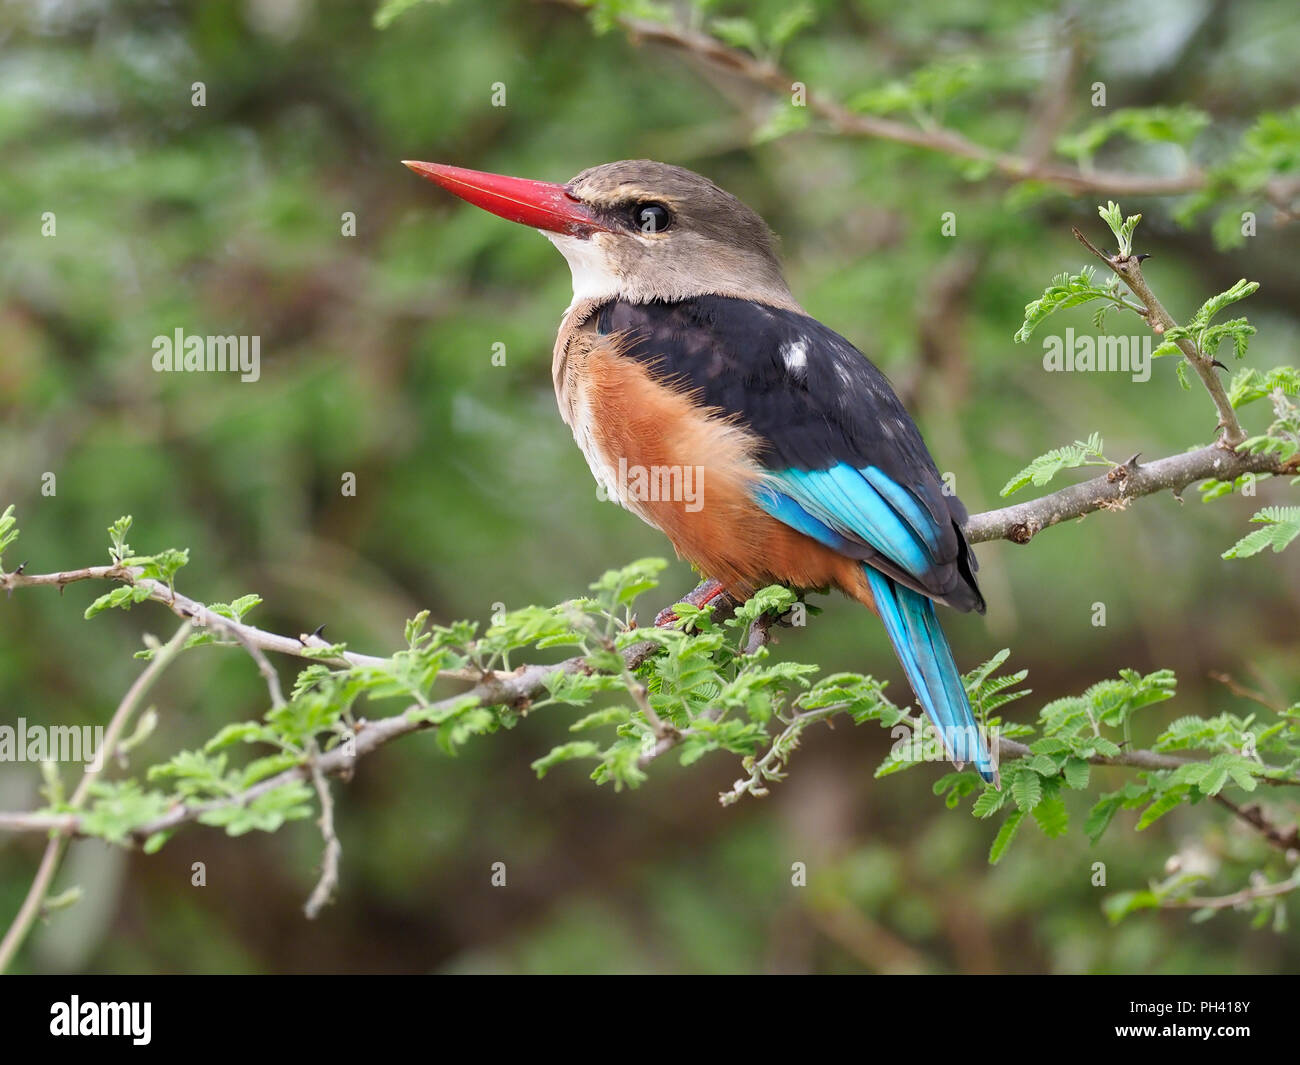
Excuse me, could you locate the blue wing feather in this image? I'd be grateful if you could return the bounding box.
[751,485,860,555]
[765,464,931,580]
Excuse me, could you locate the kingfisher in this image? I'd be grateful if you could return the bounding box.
[403,159,996,783]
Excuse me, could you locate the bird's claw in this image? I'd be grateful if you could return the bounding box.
[655,577,727,628]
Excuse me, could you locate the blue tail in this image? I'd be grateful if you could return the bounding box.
[864,567,997,784]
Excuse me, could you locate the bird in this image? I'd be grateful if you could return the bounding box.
[403,158,997,784]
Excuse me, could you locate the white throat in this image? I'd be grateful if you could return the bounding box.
[543,232,622,310]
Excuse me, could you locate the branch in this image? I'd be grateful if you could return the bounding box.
[302,747,341,920]
[539,0,1207,198]
[0,622,192,973]
[0,637,666,843]
[1072,227,1247,447]
[1160,873,1300,910]
[964,442,1285,545]
[1212,794,1300,855]
[0,564,389,672]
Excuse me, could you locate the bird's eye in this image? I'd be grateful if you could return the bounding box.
[632,202,672,234]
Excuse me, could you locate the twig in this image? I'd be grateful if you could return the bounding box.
[963,442,1282,545]
[0,564,388,673]
[302,746,341,919]
[1212,794,1299,856]
[719,705,840,805]
[0,637,665,843]
[1160,873,1300,910]
[0,622,192,973]
[539,0,1216,199]
[1209,671,1289,715]
[1072,226,1246,447]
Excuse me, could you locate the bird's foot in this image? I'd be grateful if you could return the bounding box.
[655,577,728,627]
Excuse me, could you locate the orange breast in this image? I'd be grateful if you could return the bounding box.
[569,340,870,603]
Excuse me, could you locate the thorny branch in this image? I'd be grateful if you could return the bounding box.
[538,0,1296,206]
[964,442,1287,545]
[0,622,193,973]
[1072,226,1246,447]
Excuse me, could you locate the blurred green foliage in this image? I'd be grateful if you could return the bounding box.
[1,0,1298,973]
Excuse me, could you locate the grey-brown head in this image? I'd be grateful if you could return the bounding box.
[403,158,798,310]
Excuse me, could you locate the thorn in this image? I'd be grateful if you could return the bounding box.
[14,561,26,575]
[1134,252,1152,262]
[311,624,327,640]
[1124,452,1142,468]
[1211,359,1228,372]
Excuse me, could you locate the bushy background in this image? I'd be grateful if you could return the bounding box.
[1,0,1297,973]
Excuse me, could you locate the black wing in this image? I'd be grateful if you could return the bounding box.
[594,295,983,612]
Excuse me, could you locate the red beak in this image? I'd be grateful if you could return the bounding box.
[402,160,608,237]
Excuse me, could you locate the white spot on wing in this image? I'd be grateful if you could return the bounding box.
[781,338,809,377]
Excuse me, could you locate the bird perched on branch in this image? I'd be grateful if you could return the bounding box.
[404,158,996,783]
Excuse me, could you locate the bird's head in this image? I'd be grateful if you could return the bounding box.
[403,158,797,309]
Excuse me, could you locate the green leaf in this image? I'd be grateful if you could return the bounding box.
[1104,890,1160,924]
[1000,433,1107,496]
[568,706,631,731]
[1063,757,1091,790]
[1223,506,1300,559]
[0,504,18,568]
[709,16,762,54]
[1097,201,1141,258]
[1085,792,1124,843]
[211,594,263,621]
[107,516,133,563]
[203,721,273,751]
[767,2,815,50]
[124,547,189,586]
[752,104,810,145]
[1227,365,1300,408]
[1058,107,1209,171]
[531,741,602,778]
[197,781,314,836]
[588,557,667,609]
[84,583,153,619]
[1197,763,1230,796]
[1014,269,1112,342]
[989,809,1025,864]
[78,780,171,844]
[971,786,1007,819]
[1032,794,1069,838]
[1136,787,1188,830]
[1192,279,1259,329]
[1011,769,1043,811]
